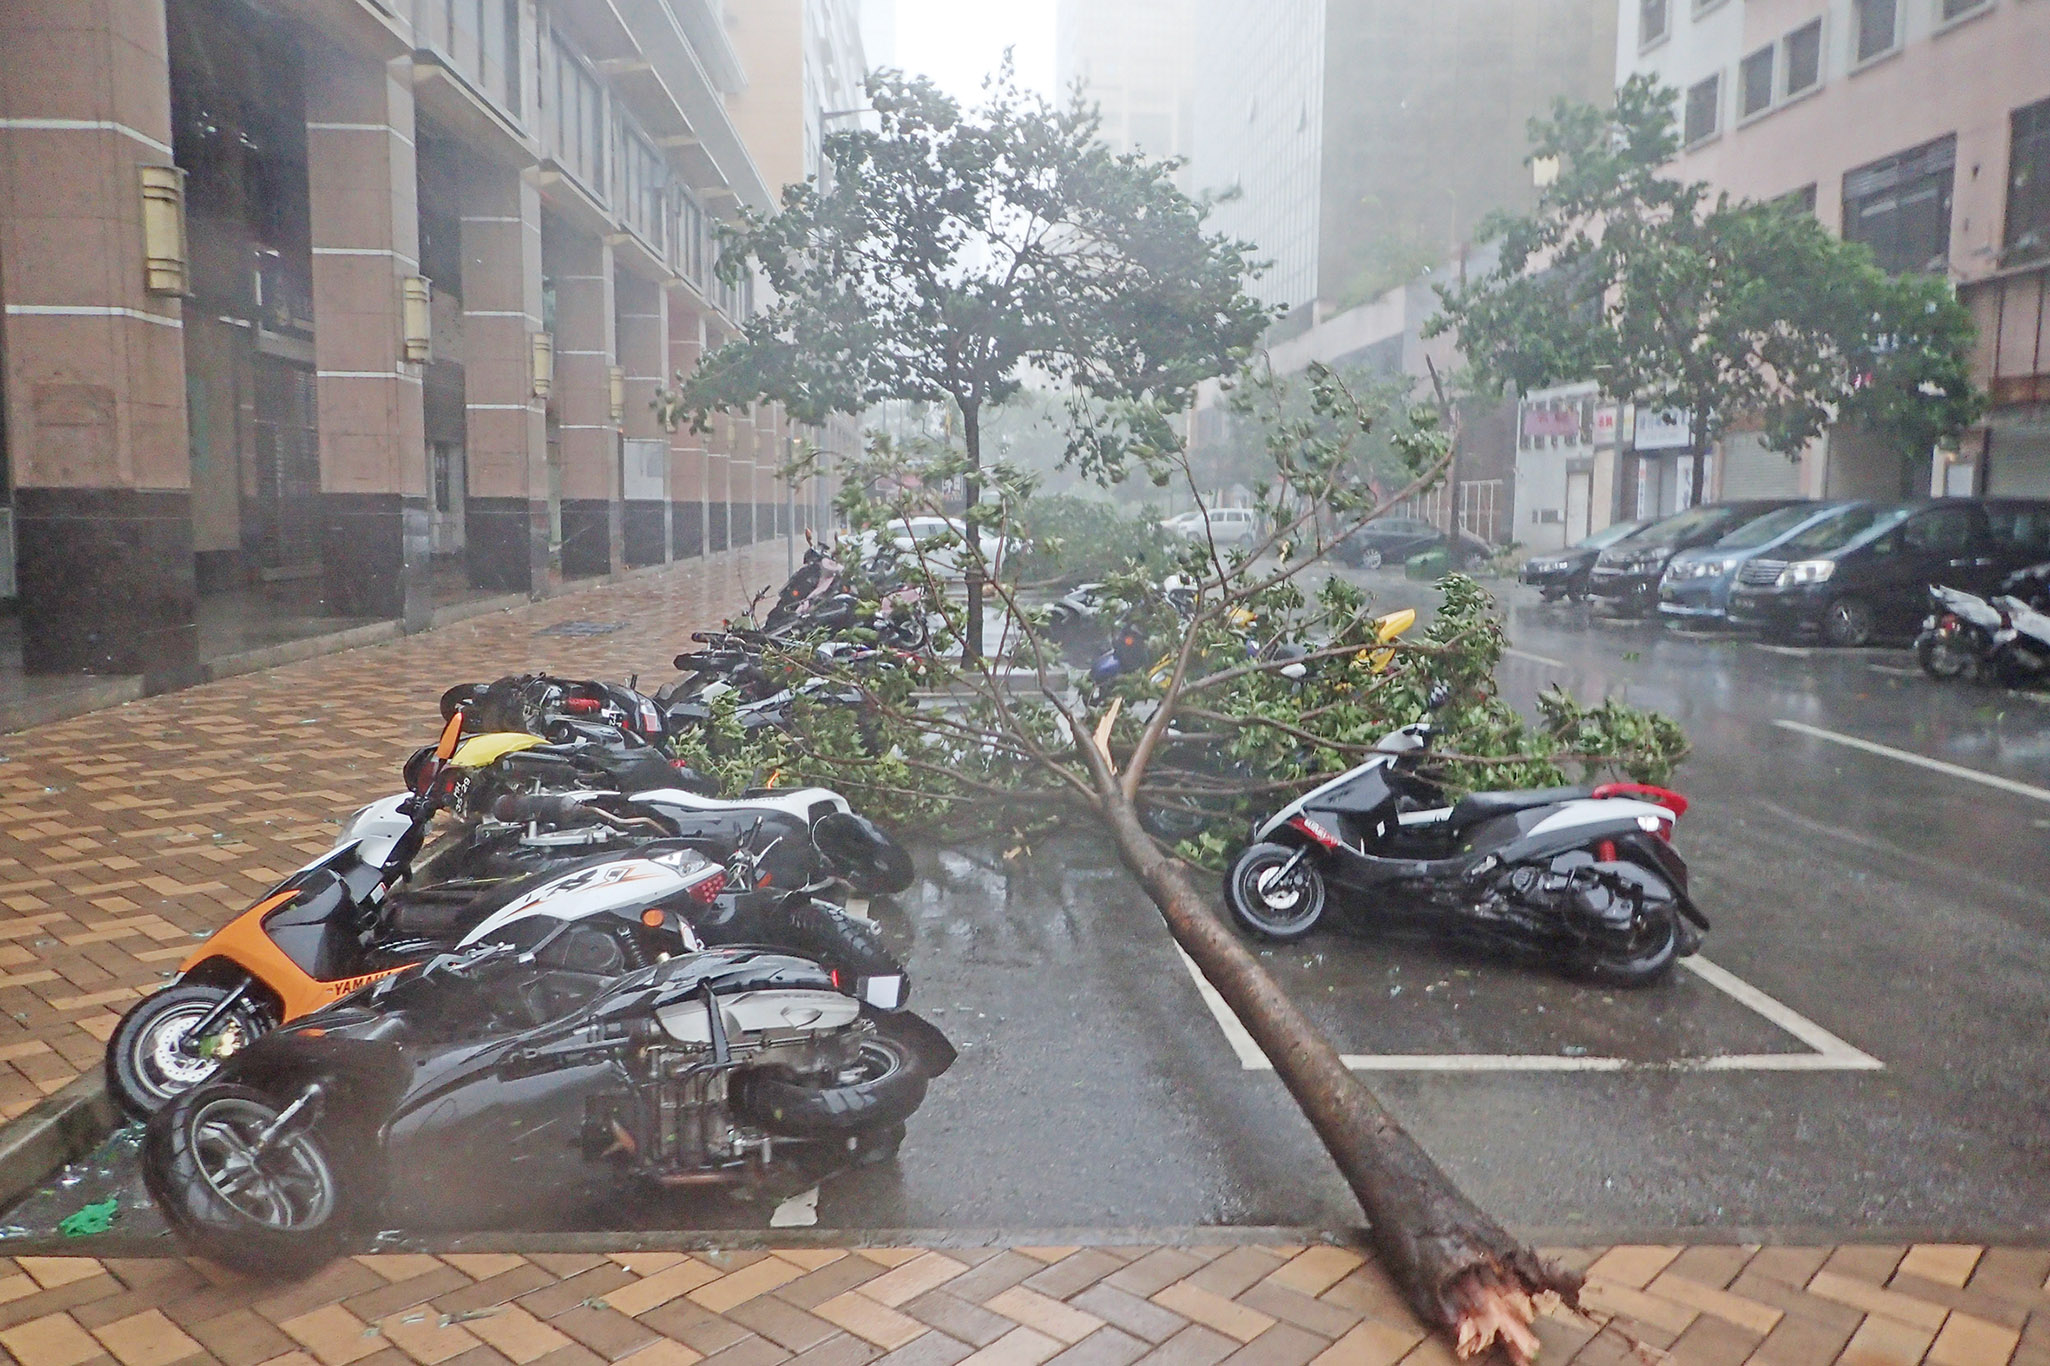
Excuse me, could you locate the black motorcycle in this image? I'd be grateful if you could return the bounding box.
[1225,696,1707,986]
[144,933,954,1273]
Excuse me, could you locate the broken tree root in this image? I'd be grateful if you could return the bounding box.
[1447,1262,1576,1363]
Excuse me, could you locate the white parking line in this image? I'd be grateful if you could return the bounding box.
[1175,948,1881,1074]
[1772,719,2050,804]
[1505,648,1565,669]
[1754,643,1814,657]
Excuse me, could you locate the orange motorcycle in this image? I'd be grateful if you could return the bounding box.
[105,713,491,1117]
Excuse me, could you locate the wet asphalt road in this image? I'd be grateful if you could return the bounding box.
[11,571,2050,1249]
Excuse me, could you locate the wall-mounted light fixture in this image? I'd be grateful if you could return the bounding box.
[402,276,433,363]
[608,365,627,425]
[531,331,555,400]
[139,164,190,296]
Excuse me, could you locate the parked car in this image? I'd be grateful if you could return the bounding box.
[1588,500,1802,614]
[1163,507,1262,549]
[1337,515,1488,569]
[1726,498,2050,647]
[1518,520,1650,602]
[853,516,1015,580]
[1657,501,1864,623]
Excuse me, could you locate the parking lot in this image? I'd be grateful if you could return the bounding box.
[9,571,2050,1253]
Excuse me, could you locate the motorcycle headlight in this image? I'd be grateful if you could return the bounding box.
[1778,559,1836,587]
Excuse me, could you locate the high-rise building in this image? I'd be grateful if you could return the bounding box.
[1191,1,1617,316]
[1619,0,2050,501]
[1056,0,1198,186]
[727,0,869,195]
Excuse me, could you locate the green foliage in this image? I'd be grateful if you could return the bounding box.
[1008,493,1179,585]
[1433,74,1982,482]
[654,64,1272,475]
[664,367,1688,867]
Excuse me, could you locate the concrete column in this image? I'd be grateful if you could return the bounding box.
[304,43,430,628]
[757,406,785,541]
[617,269,667,567]
[458,159,548,595]
[0,0,197,685]
[665,293,705,558]
[729,402,757,547]
[706,411,731,553]
[547,229,619,577]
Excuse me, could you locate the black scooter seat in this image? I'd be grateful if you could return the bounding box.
[1447,786,1593,827]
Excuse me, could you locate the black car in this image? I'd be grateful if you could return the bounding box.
[1518,519,1650,601]
[1726,498,2050,646]
[1337,516,1488,568]
[1588,501,1802,614]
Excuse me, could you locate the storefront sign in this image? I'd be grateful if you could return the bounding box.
[1633,407,1696,451]
[1592,404,1618,447]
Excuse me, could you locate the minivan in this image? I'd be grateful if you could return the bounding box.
[1725,498,2050,646]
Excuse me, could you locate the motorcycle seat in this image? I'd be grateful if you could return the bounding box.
[1447,786,1593,827]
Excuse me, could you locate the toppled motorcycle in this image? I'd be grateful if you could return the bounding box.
[144,926,953,1273]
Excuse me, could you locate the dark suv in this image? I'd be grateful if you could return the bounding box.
[1726,498,2050,646]
[1588,501,1802,614]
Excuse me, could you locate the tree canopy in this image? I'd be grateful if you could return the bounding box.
[1432,74,1982,500]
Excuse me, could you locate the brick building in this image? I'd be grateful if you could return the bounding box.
[0,0,855,692]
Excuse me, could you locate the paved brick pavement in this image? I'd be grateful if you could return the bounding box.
[0,544,799,1120]
[5,543,2050,1363]
[0,1241,2046,1366]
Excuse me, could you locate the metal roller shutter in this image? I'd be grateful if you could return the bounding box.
[1718,432,1802,499]
[1987,426,2050,496]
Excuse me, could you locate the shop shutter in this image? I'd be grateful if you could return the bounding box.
[1718,432,1802,499]
[1987,426,2050,496]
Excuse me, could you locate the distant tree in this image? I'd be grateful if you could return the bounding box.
[1433,75,1981,504]
[657,65,1271,655]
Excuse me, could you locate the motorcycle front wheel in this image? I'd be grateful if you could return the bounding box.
[106,983,273,1119]
[1224,842,1327,941]
[144,1084,351,1277]
[1915,630,1976,681]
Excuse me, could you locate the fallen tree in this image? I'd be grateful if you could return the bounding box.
[664,72,1685,1362]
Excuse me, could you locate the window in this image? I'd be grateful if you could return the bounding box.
[1986,503,2050,556]
[2006,97,2050,263]
[1901,507,1975,554]
[1775,183,1819,215]
[1852,0,1899,63]
[1843,135,1957,274]
[1939,0,1991,22]
[1639,0,1669,47]
[1739,46,1775,119]
[1783,19,1823,96]
[1683,74,1721,146]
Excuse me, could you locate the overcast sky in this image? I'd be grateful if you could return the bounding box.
[885,0,1057,105]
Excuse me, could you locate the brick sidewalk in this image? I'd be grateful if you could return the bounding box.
[0,544,797,1119]
[0,1240,2046,1366]
[4,543,2050,1364]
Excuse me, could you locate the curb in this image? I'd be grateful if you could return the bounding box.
[0,1071,120,1213]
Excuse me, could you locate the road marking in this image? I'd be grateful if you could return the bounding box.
[1176,948,1881,1074]
[1866,664,1923,679]
[1753,643,1814,657]
[1505,648,1565,669]
[1772,719,2050,804]
[770,1186,820,1227]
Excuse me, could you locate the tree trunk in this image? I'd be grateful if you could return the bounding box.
[1688,405,1710,508]
[1090,787,1581,1362]
[962,401,984,660]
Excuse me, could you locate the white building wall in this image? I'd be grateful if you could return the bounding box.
[1190,0,1323,311]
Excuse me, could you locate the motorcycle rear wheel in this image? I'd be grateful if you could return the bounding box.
[1224,842,1327,941]
[735,1033,929,1137]
[144,1084,351,1277]
[1575,903,1681,989]
[107,983,272,1119]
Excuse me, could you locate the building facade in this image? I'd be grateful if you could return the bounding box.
[1618,0,2050,503]
[0,0,833,692]
[1190,0,1615,318]
[1056,0,1198,187]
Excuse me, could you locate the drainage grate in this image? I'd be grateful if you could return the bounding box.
[534,620,628,637]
